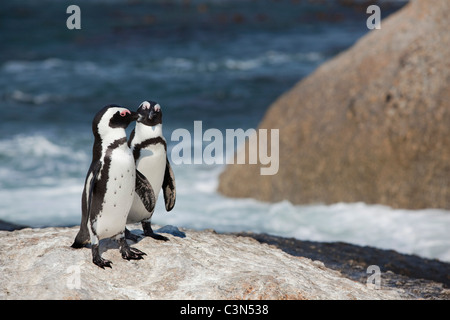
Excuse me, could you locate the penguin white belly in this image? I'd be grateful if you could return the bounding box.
[127,143,166,223]
[96,148,135,239]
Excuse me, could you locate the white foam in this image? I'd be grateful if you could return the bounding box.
[0,182,82,227]
[2,58,65,73]
[152,50,325,74]
[0,135,75,158]
[224,58,260,71]
[162,57,195,71]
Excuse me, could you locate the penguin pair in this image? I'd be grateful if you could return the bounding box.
[72,101,176,269]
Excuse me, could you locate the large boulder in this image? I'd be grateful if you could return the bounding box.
[218,0,450,209]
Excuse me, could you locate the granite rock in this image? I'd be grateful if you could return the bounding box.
[218,0,450,209]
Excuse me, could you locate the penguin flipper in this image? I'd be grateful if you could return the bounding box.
[135,169,156,213]
[72,161,101,248]
[87,162,101,218]
[162,157,176,212]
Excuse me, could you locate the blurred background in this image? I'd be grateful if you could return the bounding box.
[1,0,449,262]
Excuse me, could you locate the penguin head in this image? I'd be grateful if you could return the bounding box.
[93,104,138,138]
[136,100,162,126]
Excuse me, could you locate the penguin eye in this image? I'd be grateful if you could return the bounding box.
[120,110,130,117]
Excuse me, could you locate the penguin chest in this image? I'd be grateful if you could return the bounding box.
[96,148,135,239]
[127,143,166,223]
[136,143,166,196]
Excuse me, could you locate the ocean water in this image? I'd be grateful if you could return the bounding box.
[2,0,449,263]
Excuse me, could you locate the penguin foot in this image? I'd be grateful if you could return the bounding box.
[142,222,169,241]
[147,232,169,241]
[92,244,113,269]
[93,257,113,269]
[125,227,142,242]
[120,246,146,261]
[118,237,146,260]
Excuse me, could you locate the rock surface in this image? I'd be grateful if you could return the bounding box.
[0,225,448,300]
[237,232,450,300]
[218,0,450,209]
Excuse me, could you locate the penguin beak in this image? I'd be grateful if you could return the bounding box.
[130,111,139,121]
[148,107,160,120]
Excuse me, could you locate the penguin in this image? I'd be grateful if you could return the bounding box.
[71,105,156,269]
[126,100,176,241]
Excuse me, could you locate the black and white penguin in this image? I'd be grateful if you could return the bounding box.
[71,105,156,269]
[126,100,176,241]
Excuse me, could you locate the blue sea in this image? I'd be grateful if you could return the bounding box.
[1,0,449,262]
